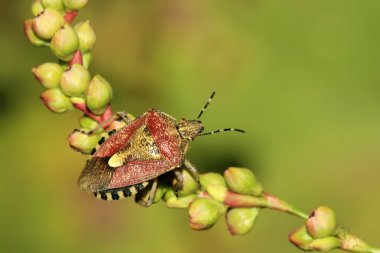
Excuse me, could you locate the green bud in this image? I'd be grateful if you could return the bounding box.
[175,168,198,196]
[32,8,64,40]
[153,183,169,203]
[289,226,314,251]
[189,198,226,230]
[85,74,113,115]
[24,19,49,46]
[79,116,99,131]
[224,167,263,196]
[226,208,260,235]
[75,21,96,52]
[310,237,341,251]
[107,120,127,132]
[32,62,63,88]
[50,23,79,61]
[41,0,64,10]
[60,64,90,96]
[62,0,88,10]
[68,130,103,154]
[306,206,337,239]
[32,0,44,16]
[82,51,92,68]
[199,173,228,202]
[200,173,226,189]
[40,88,73,113]
[164,188,196,209]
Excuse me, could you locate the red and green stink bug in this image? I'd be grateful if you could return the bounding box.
[77,92,244,206]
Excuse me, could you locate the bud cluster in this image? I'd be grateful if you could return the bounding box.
[289,206,341,251]
[24,0,114,153]
[160,167,263,235]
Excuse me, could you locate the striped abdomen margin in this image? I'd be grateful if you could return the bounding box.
[94,182,149,201]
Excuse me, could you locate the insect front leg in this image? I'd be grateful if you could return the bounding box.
[74,112,134,136]
[173,169,184,197]
[135,178,158,207]
[184,159,200,187]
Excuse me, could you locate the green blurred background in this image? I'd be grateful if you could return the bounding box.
[1,0,380,252]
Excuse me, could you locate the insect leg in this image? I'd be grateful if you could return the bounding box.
[184,159,200,187]
[74,112,134,136]
[115,111,134,124]
[135,178,158,207]
[173,169,184,197]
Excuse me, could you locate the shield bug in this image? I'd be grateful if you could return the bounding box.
[77,92,245,207]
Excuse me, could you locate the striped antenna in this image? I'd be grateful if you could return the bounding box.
[200,128,246,136]
[197,91,216,119]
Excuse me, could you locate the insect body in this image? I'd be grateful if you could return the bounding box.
[78,92,244,206]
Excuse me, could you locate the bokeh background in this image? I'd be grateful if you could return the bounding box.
[1,0,380,252]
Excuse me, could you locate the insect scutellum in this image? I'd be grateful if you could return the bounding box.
[176,91,245,141]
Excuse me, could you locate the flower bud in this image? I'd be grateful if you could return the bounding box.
[75,21,96,52]
[24,19,49,47]
[226,208,259,235]
[32,8,64,40]
[224,167,263,196]
[32,62,63,88]
[85,74,113,115]
[32,0,44,16]
[82,51,92,68]
[289,226,314,251]
[153,183,169,204]
[175,169,198,196]
[199,173,228,202]
[79,116,99,131]
[189,198,226,230]
[40,88,73,113]
[68,130,103,154]
[62,0,88,10]
[41,0,64,10]
[50,23,79,61]
[310,237,341,251]
[60,63,90,96]
[306,206,337,239]
[164,188,196,209]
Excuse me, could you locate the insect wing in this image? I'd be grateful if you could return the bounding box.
[108,159,171,188]
[146,110,183,165]
[94,114,147,158]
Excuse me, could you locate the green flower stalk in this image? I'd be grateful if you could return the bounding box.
[23,1,380,253]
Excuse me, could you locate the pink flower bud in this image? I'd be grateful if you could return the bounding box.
[224,167,263,196]
[50,23,79,61]
[68,130,103,154]
[24,19,49,47]
[62,0,88,10]
[75,21,96,52]
[60,63,90,96]
[32,8,64,40]
[85,74,113,115]
[306,206,337,238]
[32,0,44,16]
[32,62,63,88]
[226,208,259,235]
[40,88,73,113]
[289,226,313,251]
[41,0,64,10]
[189,198,226,230]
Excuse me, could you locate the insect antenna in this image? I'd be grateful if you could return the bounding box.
[200,128,246,136]
[197,91,216,119]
